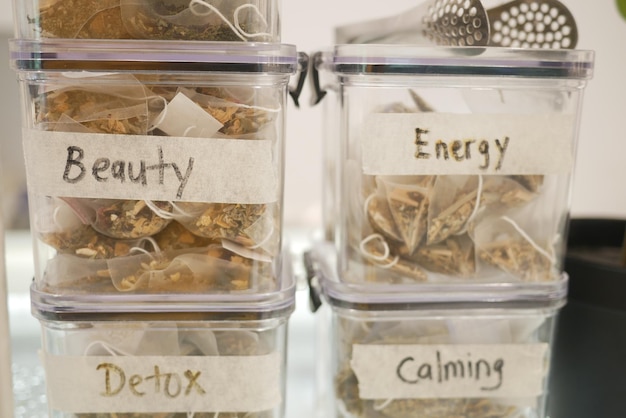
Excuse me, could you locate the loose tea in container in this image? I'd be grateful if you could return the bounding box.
[313,253,566,418]
[22,0,280,41]
[314,45,594,285]
[11,41,302,296]
[33,267,295,417]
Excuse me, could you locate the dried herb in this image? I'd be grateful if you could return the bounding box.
[479,238,554,282]
[413,235,476,277]
[41,224,134,259]
[92,200,172,239]
[336,366,517,418]
[35,0,258,41]
[427,188,479,245]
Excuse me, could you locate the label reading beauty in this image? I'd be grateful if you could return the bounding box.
[22,130,278,204]
[362,113,575,175]
[42,352,281,413]
[351,344,548,399]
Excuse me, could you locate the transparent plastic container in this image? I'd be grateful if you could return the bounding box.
[31,258,296,417]
[310,244,567,418]
[14,0,281,42]
[312,45,595,285]
[11,39,306,296]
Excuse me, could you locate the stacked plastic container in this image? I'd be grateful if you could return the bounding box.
[309,45,594,417]
[10,1,305,416]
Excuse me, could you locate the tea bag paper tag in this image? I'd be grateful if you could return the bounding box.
[351,344,548,399]
[154,92,224,138]
[41,352,282,413]
[23,129,278,204]
[362,113,575,175]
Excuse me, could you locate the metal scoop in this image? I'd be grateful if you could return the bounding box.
[337,0,578,49]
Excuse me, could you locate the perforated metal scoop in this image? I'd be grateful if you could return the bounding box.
[486,0,577,48]
[423,0,578,48]
[337,0,578,49]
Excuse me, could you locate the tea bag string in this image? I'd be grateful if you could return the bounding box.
[359,233,400,269]
[233,4,272,39]
[189,0,271,41]
[246,221,274,250]
[500,216,556,263]
[128,236,162,258]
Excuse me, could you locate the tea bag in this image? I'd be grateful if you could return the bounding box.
[120,0,272,41]
[178,329,219,356]
[427,175,481,245]
[64,323,148,356]
[365,193,403,244]
[170,201,269,248]
[153,221,215,251]
[35,78,152,135]
[375,176,434,255]
[63,199,173,239]
[480,176,539,215]
[181,87,280,138]
[216,330,266,355]
[150,91,224,138]
[474,216,557,282]
[42,253,117,293]
[38,0,130,39]
[359,234,427,283]
[108,244,272,292]
[412,234,476,278]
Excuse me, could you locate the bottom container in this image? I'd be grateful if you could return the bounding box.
[309,244,567,418]
[31,257,296,417]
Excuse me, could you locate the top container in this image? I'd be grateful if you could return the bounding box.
[312,45,594,286]
[13,0,281,42]
[11,39,306,297]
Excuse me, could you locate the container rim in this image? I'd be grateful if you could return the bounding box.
[307,243,568,312]
[319,45,594,79]
[31,250,297,320]
[10,39,299,73]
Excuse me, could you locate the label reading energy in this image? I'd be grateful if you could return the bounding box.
[362,113,575,175]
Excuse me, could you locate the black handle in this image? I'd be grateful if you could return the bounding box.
[289,52,309,108]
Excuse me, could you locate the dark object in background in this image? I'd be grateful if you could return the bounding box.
[548,218,626,418]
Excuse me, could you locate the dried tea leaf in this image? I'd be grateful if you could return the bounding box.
[40,223,134,259]
[479,238,554,282]
[361,235,427,282]
[386,187,430,255]
[153,220,214,251]
[366,194,403,243]
[178,202,267,246]
[413,234,476,277]
[92,200,172,239]
[427,185,480,245]
[38,0,126,38]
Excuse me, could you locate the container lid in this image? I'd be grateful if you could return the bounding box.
[10,39,299,74]
[307,243,567,312]
[319,45,594,79]
[31,250,296,321]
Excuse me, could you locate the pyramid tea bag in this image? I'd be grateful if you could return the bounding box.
[474,216,557,282]
[412,233,476,278]
[375,176,434,255]
[34,77,152,135]
[427,176,481,245]
[359,233,427,283]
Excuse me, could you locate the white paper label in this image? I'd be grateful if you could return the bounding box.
[351,344,548,399]
[42,352,282,413]
[22,129,278,204]
[362,113,575,175]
